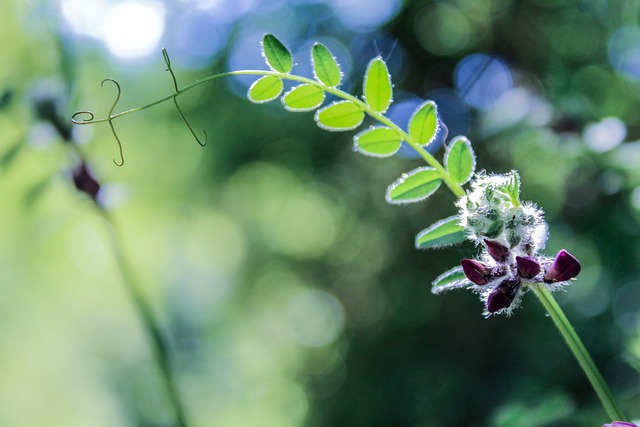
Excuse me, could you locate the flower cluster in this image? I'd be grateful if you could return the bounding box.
[453,171,581,315]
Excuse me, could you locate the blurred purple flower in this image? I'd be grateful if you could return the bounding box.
[602,422,639,427]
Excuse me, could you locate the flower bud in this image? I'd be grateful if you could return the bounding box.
[484,239,509,263]
[72,163,101,203]
[544,250,581,283]
[515,256,541,279]
[460,259,493,285]
[486,276,521,313]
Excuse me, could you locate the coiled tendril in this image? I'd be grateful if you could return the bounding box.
[72,78,125,166]
[71,49,207,166]
[162,48,207,147]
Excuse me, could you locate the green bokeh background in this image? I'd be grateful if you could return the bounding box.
[2,0,640,426]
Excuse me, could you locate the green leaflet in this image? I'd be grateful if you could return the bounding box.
[312,43,342,87]
[315,101,364,131]
[415,216,467,249]
[408,101,439,146]
[363,57,392,113]
[431,266,472,294]
[262,34,293,73]
[282,84,325,112]
[247,75,284,103]
[506,170,521,206]
[353,126,402,157]
[445,136,476,184]
[385,167,442,204]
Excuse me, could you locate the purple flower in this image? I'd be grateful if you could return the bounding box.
[486,276,521,313]
[602,422,639,427]
[460,259,493,285]
[484,239,509,263]
[544,249,581,283]
[72,163,101,203]
[516,256,541,279]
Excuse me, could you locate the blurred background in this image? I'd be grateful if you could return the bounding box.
[2,0,640,425]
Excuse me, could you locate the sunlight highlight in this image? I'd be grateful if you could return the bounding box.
[102,0,165,58]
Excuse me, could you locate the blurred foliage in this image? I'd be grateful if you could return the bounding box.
[2,0,640,426]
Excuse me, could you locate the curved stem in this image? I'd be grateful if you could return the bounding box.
[531,285,626,421]
[98,208,191,427]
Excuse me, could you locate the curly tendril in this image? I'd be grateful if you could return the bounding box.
[71,78,125,166]
[162,48,207,147]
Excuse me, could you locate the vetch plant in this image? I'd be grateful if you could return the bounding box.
[72,34,632,425]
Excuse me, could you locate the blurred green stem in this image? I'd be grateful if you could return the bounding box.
[97,208,190,427]
[532,285,625,421]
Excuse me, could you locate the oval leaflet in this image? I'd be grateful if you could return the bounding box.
[353,126,402,157]
[385,167,442,204]
[248,75,284,103]
[282,84,325,112]
[363,57,393,113]
[312,43,342,87]
[408,101,439,146]
[315,101,364,131]
[262,34,293,73]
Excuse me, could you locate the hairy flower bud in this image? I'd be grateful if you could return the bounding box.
[460,259,493,285]
[544,250,581,283]
[486,276,521,313]
[484,239,509,263]
[515,256,541,279]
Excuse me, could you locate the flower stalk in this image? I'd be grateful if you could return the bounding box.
[532,285,626,421]
[98,208,191,427]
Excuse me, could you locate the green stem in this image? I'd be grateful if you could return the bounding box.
[531,285,626,421]
[97,208,191,427]
[75,70,465,198]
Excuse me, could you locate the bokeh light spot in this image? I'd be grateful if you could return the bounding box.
[60,0,109,38]
[583,117,626,153]
[414,4,470,56]
[167,10,230,68]
[631,186,640,210]
[287,290,345,347]
[102,1,165,59]
[608,26,640,79]
[427,88,471,137]
[328,0,401,32]
[455,53,512,110]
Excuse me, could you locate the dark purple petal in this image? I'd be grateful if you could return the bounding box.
[460,259,492,285]
[544,249,581,283]
[72,163,101,202]
[516,256,541,279]
[484,239,509,263]
[487,276,521,313]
